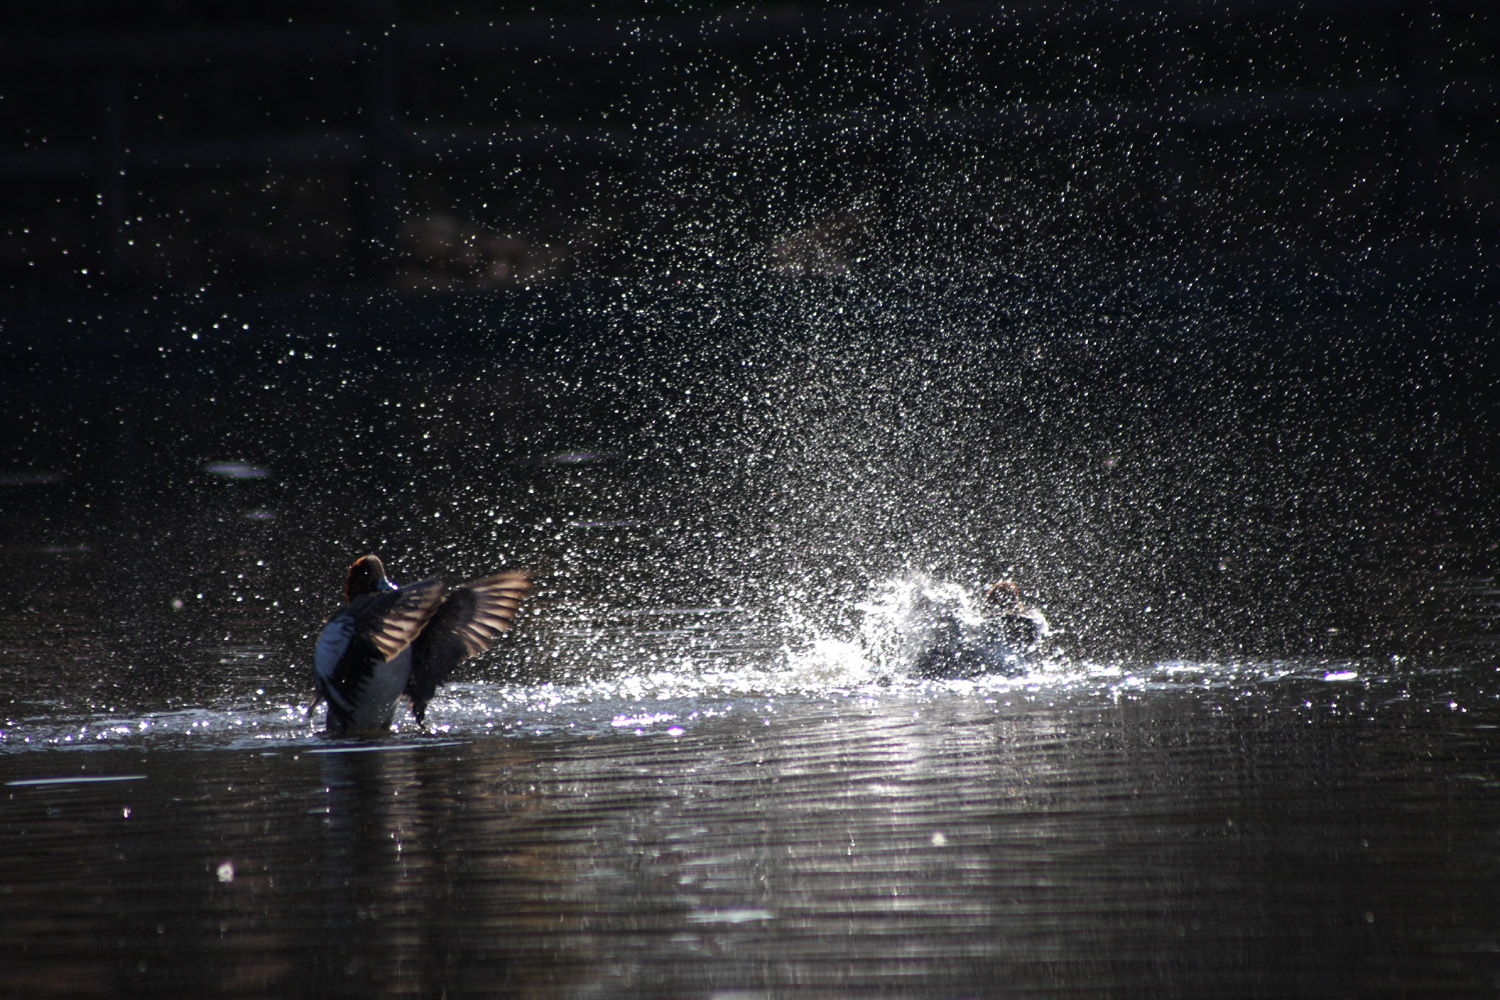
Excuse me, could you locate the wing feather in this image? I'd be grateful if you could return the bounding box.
[359,578,446,661]
[405,570,533,722]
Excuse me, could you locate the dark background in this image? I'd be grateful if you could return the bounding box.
[1,1,1497,667]
[2,0,1497,294]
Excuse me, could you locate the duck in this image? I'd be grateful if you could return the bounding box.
[312,554,533,735]
[909,579,1050,680]
[976,579,1050,651]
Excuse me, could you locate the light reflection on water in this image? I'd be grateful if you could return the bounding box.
[4,582,1483,754]
[5,670,1500,998]
[3,547,1499,996]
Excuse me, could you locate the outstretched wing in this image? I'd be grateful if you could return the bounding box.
[405,570,533,722]
[314,578,446,713]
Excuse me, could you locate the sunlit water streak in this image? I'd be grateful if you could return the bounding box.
[2,576,1486,753]
[5,649,1499,998]
[3,548,1497,998]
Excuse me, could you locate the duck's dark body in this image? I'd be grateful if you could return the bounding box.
[909,610,1048,680]
[313,556,532,735]
[903,581,1050,680]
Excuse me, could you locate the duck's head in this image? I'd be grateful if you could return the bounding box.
[983,579,1023,613]
[345,554,398,602]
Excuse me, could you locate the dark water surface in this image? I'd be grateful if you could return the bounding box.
[6,671,1500,999]
[2,271,1498,996]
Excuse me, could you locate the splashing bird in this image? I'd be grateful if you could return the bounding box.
[312,555,533,735]
[908,578,1051,679]
[978,579,1050,651]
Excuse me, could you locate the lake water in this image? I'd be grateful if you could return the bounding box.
[2,274,1497,996]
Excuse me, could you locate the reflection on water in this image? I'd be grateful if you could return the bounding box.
[4,522,1497,997]
[2,548,1499,996]
[5,684,1500,998]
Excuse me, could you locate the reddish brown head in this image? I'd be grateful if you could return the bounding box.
[345,554,395,602]
[984,579,1024,613]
